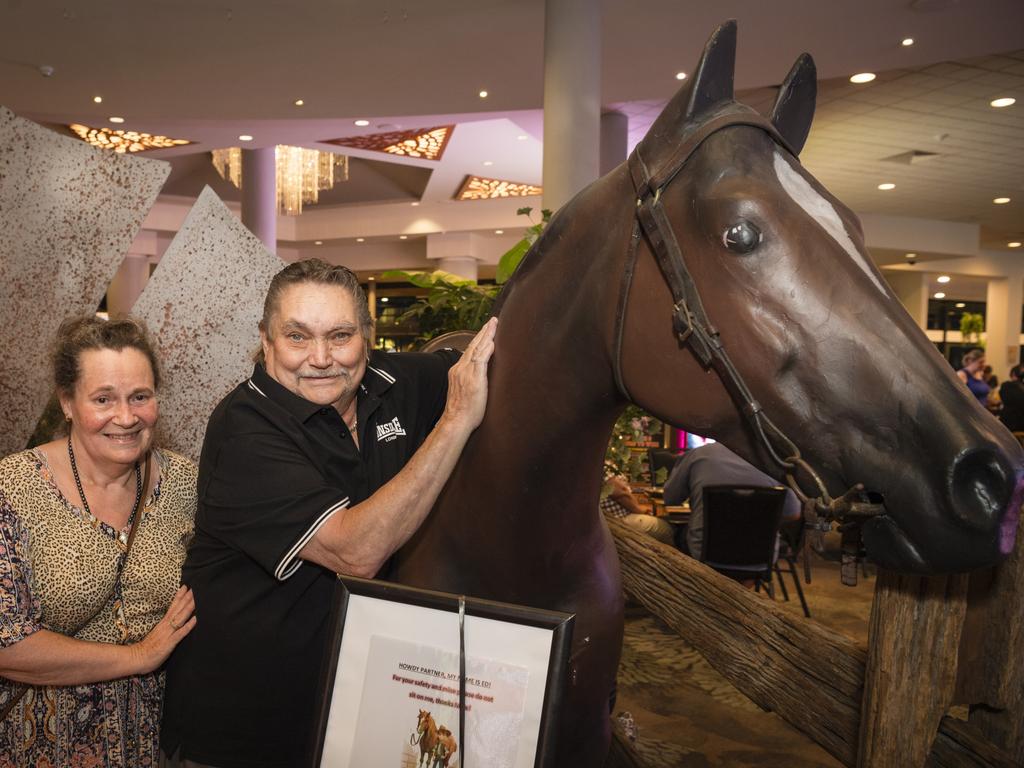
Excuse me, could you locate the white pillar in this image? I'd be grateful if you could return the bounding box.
[542,0,601,212]
[985,274,1024,379]
[600,111,628,176]
[107,254,150,317]
[426,234,482,281]
[884,271,929,328]
[241,148,277,253]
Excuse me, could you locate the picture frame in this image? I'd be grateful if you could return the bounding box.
[310,576,575,768]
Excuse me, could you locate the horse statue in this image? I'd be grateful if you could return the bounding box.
[392,20,1024,766]
[412,709,440,768]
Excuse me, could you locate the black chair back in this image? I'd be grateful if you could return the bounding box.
[700,484,787,584]
[647,448,678,486]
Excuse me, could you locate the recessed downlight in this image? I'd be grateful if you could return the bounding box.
[955,302,966,308]
[479,90,489,99]
[850,72,876,84]
[937,275,951,283]
[495,230,504,235]
[314,240,323,245]
[934,292,946,299]
[483,160,494,166]
[878,182,896,190]
[356,237,365,242]
[238,134,254,141]
[905,252,917,258]
[399,235,408,240]
[108,116,125,124]
[517,135,528,141]
[411,202,419,207]
[675,71,687,80]
[93,95,103,104]
[994,197,1011,204]
[380,296,389,302]
[990,97,1016,108]
[354,119,370,127]
[1009,241,1022,248]
[294,99,305,106]
[901,37,915,47]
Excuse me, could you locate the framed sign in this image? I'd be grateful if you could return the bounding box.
[311,577,574,768]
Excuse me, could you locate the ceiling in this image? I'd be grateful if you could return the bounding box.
[1,0,1022,250]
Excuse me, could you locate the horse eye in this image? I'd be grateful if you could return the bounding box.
[723,220,762,254]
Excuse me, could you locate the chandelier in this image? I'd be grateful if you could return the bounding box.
[210,146,348,215]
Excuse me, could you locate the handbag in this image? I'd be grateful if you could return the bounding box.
[0,452,151,723]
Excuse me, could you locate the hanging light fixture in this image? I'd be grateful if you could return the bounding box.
[210,145,348,215]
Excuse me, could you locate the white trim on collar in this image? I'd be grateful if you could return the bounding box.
[367,365,396,384]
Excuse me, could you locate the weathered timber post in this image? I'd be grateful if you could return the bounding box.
[957,529,1024,764]
[855,570,969,768]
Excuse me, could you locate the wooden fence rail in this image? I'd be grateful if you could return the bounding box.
[607,519,1020,768]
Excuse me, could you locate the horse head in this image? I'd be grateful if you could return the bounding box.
[616,21,1023,574]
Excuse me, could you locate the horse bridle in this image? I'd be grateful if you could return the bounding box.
[614,108,883,577]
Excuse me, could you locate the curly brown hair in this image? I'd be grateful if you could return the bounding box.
[52,314,161,397]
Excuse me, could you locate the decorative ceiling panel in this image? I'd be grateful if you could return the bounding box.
[455,175,542,201]
[323,125,453,161]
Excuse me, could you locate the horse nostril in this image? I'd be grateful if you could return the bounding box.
[950,448,1013,530]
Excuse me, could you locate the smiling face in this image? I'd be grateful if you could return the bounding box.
[60,347,158,469]
[260,281,367,409]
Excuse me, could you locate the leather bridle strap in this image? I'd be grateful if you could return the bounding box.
[621,110,882,525]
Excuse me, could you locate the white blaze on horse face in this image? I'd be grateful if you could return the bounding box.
[772,151,887,295]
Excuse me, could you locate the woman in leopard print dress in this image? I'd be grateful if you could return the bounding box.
[0,315,197,767]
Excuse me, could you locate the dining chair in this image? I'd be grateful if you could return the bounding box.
[699,484,788,597]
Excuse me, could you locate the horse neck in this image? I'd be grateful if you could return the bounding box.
[451,176,633,521]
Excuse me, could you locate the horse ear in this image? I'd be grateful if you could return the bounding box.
[685,20,738,119]
[770,53,816,155]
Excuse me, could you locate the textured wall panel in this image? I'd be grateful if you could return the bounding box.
[132,186,284,460]
[0,106,169,456]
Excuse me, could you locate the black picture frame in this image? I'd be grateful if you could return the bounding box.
[311,576,574,768]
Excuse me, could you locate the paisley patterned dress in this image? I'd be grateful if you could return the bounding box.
[0,448,196,767]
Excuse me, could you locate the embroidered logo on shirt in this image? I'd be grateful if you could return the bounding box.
[376,417,407,442]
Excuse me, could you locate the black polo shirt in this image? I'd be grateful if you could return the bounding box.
[162,349,457,768]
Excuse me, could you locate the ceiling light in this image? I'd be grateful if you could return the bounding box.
[994,197,1011,204]
[479,90,488,99]
[850,73,876,84]
[93,95,102,103]
[990,97,1016,108]
[411,202,419,207]
[1009,241,1022,248]
[108,116,125,124]
[381,297,389,302]
[356,237,365,242]
[495,230,504,235]
[675,72,687,80]
[294,99,304,106]
[955,302,966,308]
[399,235,408,240]
[354,119,370,127]
[238,134,254,141]
[314,240,323,245]
[901,38,914,47]
[905,252,917,258]
[212,145,348,215]
[934,292,946,299]
[517,135,528,141]
[878,182,896,190]
[937,275,951,283]
[483,160,494,166]
[368,276,375,281]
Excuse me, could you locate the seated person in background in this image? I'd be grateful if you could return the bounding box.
[600,465,675,545]
[957,348,990,408]
[664,442,800,558]
[999,365,1024,432]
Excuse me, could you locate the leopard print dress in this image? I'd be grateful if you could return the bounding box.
[0,447,196,767]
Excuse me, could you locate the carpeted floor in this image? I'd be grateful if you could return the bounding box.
[614,556,876,767]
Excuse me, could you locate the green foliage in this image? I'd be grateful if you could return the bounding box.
[380,269,498,340]
[960,312,985,347]
[383,208,552,341]
[496,207,551,284]
[604,404,664,484]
